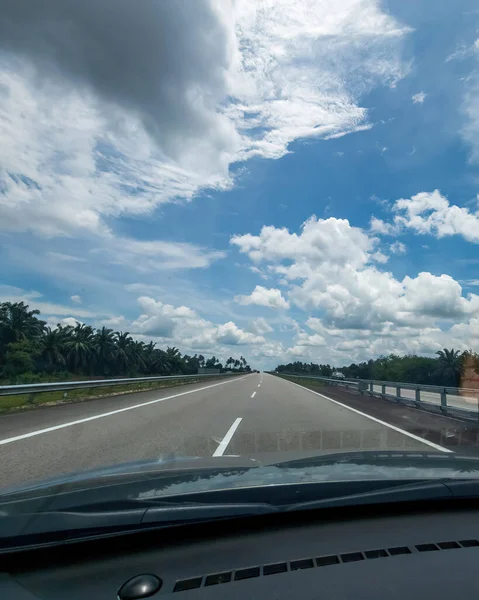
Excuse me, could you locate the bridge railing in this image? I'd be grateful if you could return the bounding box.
[272,372,479,421]
[0,373,238,408]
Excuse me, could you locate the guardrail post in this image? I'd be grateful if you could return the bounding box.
[369,382,373,396]
[415,387,421,408]
[440,388,448,415]
[396,385,401,403]
[381,384,386,399]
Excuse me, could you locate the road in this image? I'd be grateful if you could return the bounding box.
[0,373,450,490]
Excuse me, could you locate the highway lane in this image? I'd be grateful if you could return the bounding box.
[0,373,449,490]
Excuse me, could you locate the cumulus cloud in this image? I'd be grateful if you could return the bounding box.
[412,91,427,104]
[231,214,479,338]
[232,216,376,269]
[45,316,81,329]
[248,317,274,335]
[390,241,406,254]
[97,316,129,330]
[0,0,239,168]
[370,216,397,235]
[372,190,479,243]
[130,296,264,350]
[0,285,101,319]
[0,0,410,244]
[216,322,264,345]
[235,285,290,309]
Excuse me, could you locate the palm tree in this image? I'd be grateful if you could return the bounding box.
[142,341,157,374]
[114,331,133,374]
[65,323,95,373]
[130,340,147,373]
[166,346,182,373]
[436,348,465,387]
[93,327,116,375]
[152,349,170,374]
[40,327,67,368]
[0,301,46,349]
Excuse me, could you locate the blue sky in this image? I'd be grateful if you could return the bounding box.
[1,0,479,368]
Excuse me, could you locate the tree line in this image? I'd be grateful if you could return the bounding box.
[0,302,252,383]
[276,348,477,388]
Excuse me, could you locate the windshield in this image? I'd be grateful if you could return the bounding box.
[2,0,479,502]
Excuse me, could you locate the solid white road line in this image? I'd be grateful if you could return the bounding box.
[283,377,452,453]
[0,376,252,447]
[212,418,243,457]
[251,391,256,398]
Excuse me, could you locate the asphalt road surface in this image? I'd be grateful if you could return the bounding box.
[0,373,451,490]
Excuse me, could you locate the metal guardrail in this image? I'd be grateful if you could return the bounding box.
[0,373,235,398]
[273,372,479,421]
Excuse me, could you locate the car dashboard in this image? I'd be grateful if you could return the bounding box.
[2,503,479,599]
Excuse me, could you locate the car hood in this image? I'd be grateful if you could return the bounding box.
[3,450,479,503]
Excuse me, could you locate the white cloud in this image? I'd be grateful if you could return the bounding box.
[446,39,479,63]
[216,321,264,345]
[281,314,479,366]
[45,316,81,329]
[0,0,410,245]
[459,40,479,162]
[231,214,479,339]
[390,241,406,254]
[0,286,100,319]
[248,317,274,335]
[412,91,427,104]
[370,216,398,235]
[373,190,479,243]
[46,252,87,263]
[130,296,264,350]
[371,250,389,263]
[97,316,129,330]
[70,295,82,304]
[232,216,376,270]
[235,285,290,309]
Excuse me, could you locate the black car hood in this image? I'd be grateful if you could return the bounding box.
[3,450,479,504]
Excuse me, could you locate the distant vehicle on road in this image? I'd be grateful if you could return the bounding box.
[332,371,346,380]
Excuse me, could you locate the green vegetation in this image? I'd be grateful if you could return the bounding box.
[0,375,219,413]
[0,301,252,384]
[276,349,476,388]
[278,374,325,393]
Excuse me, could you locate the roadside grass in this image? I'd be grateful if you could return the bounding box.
[0,376,221,414]
[276,374,325,393]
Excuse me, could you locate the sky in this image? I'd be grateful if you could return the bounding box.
[1,0,479,369]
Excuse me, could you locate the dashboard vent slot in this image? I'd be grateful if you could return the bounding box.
[316,555,340,567]
[204,572,232,586]
[263,562,288,576]
[388,546,411,555]
[438,541,460,549]
[234,567,260,581]
[341,552,364,563]
[173,577,203,593]
[172,539,479,592]
[365,549,388,559]
[416,543,440,552]
[459,539,479,547]
[290,558,314,570]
